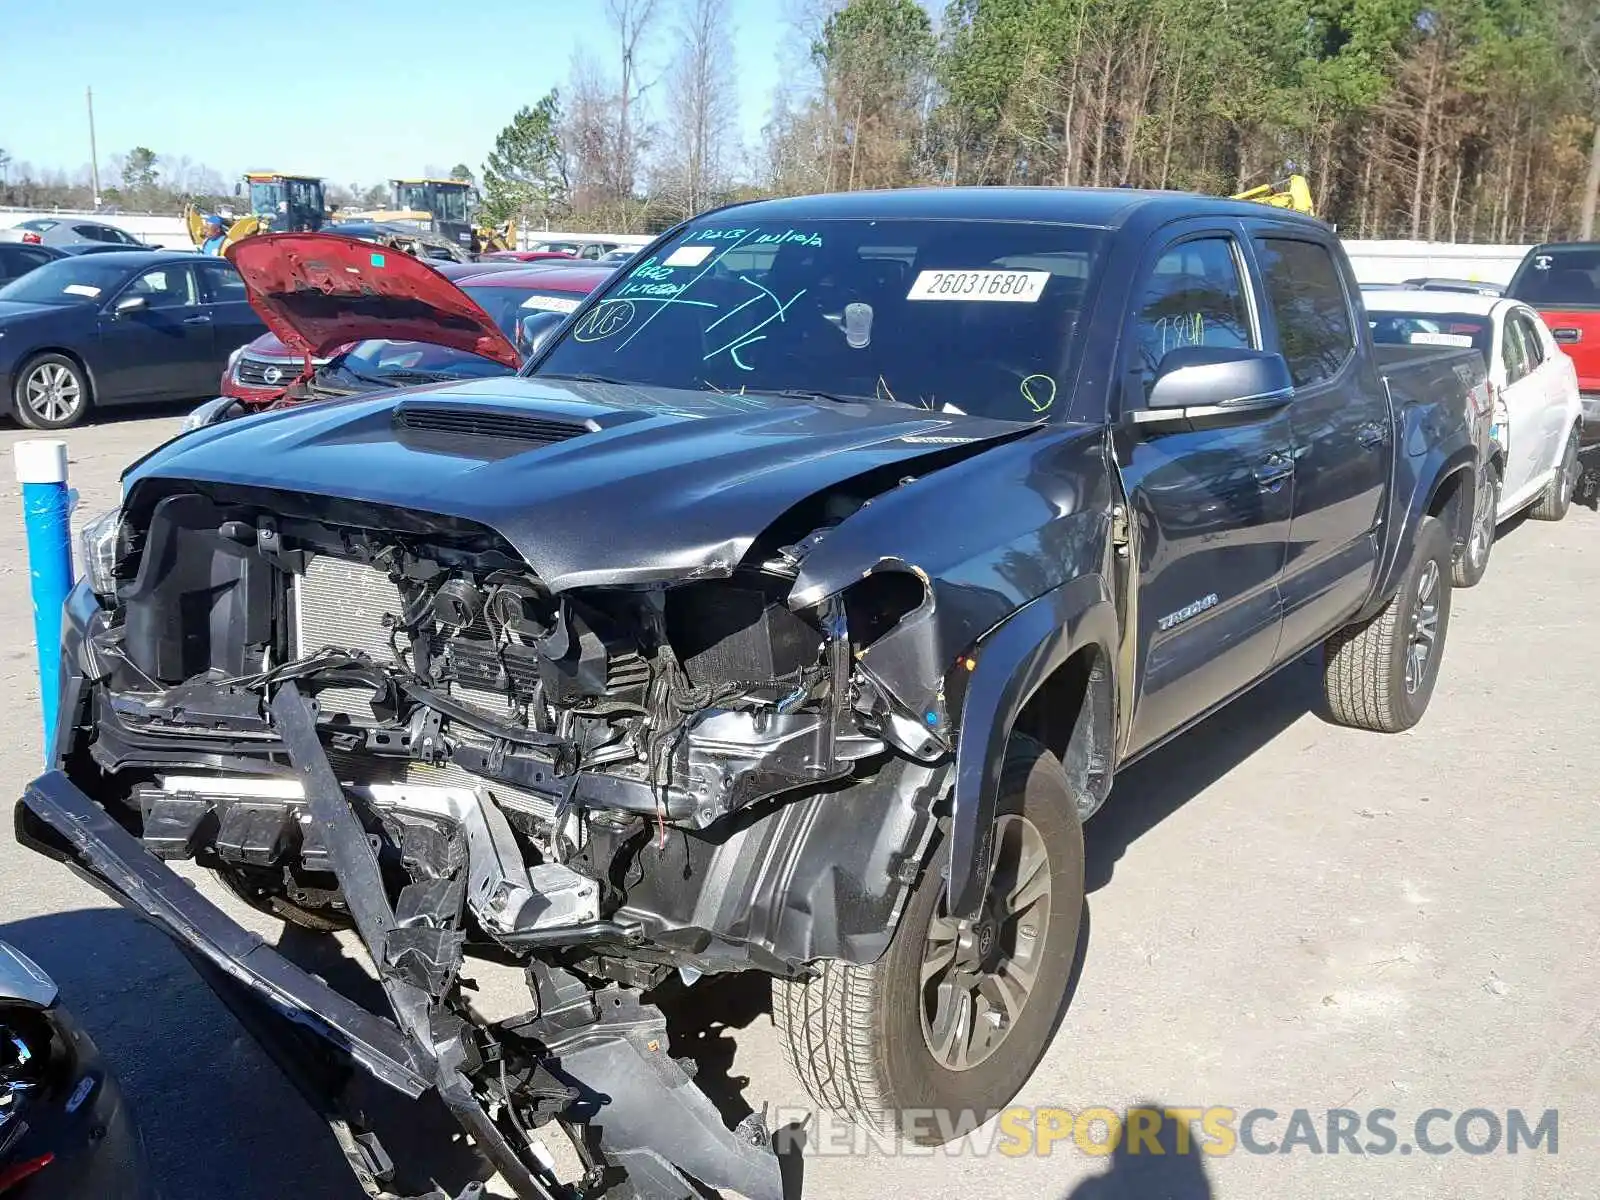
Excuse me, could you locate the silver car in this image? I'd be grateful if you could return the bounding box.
[0,217,149,251]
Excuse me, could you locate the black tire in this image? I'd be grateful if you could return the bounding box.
[12,353,91,430]
[1323,515,1452,733]
[216,864,352,934]
[773,736,1084,1144]
[1530,427,1579,521]
[1452,466,1498,588]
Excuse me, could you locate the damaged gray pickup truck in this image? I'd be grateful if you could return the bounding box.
[19,188,1492,1199]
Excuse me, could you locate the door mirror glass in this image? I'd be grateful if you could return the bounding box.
[113,293,148,315]
[1146,346,1294,411]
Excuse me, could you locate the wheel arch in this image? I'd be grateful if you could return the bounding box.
[945,573,1118,919]
[1365,445,1477,619]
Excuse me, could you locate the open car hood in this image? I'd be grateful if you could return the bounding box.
[225,233,521,369]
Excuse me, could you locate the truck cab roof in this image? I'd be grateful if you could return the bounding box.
[710,185,1332,234]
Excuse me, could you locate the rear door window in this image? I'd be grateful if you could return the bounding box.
[196,261,249,304]
[1253,237,1355,387]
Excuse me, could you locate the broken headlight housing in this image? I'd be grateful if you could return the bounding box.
[78,506,125,597]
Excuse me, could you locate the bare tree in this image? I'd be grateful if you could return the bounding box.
[608,0,661,203]
[1575,0,1600,238]
[657,0,738,219]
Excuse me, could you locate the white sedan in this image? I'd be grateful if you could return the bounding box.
[1363,289,1583,585]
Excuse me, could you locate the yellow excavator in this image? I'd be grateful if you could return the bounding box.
[1230,173,1315,217]
[339,178,516,254]
[184,172,327,252]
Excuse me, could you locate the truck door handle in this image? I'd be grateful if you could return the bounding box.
[1552,328,1581,344]
[1254,453,1294,489]
[1357,421,1388,448]
[182,314,212,326]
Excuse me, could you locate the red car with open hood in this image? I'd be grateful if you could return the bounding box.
[197,235,612,425]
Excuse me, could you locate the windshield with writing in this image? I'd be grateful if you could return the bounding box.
[535,218,1104,421]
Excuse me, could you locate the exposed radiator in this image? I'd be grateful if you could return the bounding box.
[292,555,407,720]
[295,558,556,825]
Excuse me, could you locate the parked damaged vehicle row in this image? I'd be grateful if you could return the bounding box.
[18,188,1503,1199]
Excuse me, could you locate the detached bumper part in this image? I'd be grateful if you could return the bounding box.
[16,682,784,1200]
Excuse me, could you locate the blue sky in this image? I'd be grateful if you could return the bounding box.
[0,0,796,187]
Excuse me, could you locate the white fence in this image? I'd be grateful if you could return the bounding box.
[0,208,654,252]
[0,206,1531,282]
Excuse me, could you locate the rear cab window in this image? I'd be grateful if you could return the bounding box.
[1508,247,1600,309]
[1364,311,1493,361]
[1253,237,1355,387]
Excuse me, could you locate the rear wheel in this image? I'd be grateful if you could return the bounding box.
[12,354,91,430]
[1530,427,1579,521]
[1323,515,1452,733]
[773,736,1084,1142]
[1453,466,1498,588]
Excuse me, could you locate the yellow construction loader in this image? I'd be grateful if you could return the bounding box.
[1230,174,1315,217]
[184,172,327,252]
[340,179,515,254]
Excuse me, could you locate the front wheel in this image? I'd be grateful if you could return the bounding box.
[773,737,1084,1143]
[1323,515,1453,733]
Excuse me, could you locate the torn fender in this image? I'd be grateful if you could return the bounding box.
[787,422,1114,719]
[946,574,1119,917]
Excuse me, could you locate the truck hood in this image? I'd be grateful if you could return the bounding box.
[126,376,1036,592]
[225,233,521,369]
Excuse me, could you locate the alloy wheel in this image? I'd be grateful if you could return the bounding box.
[1405,559,1441,695]
[23,363,83,424]
[919,814,1052,1072]
[1467,477,1495,569]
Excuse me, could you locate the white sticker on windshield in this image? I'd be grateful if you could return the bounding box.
[664,245,715,268]
[521,294,581,313]
[63,284,101,298]
[907,269,1049,303]
[1408,332,1475,348]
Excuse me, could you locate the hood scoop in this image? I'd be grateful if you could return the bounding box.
[393,403,596,446]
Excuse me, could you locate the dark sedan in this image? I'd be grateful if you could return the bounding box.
[0,243,64,286]
[0,251,265,429]
[0,941,153,1199]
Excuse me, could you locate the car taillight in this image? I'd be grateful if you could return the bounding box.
[0,1153,53,1193]
[19,233,41,245]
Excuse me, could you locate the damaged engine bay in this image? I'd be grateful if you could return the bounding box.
[57,473,958,1199]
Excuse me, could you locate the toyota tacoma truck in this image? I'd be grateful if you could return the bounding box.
[18,189,1489,1200]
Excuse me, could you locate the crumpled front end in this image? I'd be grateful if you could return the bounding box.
[27,457,961,1197]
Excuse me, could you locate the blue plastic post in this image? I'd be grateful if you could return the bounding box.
[14,440,74,761]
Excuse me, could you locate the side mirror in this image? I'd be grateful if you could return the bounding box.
[516,309,566,360]
[1132,346,1294,431]
[113,294,148,315]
